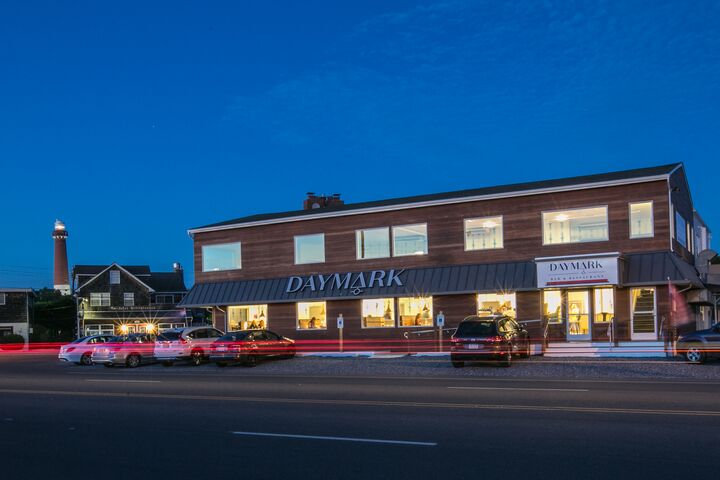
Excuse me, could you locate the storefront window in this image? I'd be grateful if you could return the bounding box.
[362,298,395,328]
[392,224,428,256]
[465,216,503,250]
[477,293,516,318]
[397,297,433,327]
[593,288,614,323]
[567,290,590,336]
[228,305,268,330]
[356,227,390,259]
[542,206,608,245]
[629,202,653,238]
[297,301,326,330]
[202,242,242,272]
[543,290,563,324]
[295,234,325,264]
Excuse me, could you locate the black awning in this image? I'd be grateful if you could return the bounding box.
[179,261,537,307]
[623,252,703,288]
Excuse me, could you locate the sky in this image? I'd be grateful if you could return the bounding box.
[1,0,719,288]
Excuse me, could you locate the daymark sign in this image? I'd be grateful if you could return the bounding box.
[286,269,405,296]
[536,254,619,288]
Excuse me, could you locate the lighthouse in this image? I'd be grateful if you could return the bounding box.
[52,220,70,295]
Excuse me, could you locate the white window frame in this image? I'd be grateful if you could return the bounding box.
[361,298,396,329]
[356,227,391,260]
[630,287,657,340]
[542,205,609,245]
[392,223,429,257]
[90,292,111,307]
[154,294,175,304]
[123,293,134,307]
[201,242,242,272]
[294,234,326,265]
[0,293,5,306]
[629,201,654,239]
[464,216,504,251]
[109,270,121,284]
[296,301,327,331]
[396,296,433,328]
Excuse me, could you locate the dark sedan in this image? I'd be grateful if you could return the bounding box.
[210,330,295,367]
[450,315,531,367]
[676,323,720,364]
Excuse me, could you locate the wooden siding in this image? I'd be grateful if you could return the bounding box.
[194,181,671,283]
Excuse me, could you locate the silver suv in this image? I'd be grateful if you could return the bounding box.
[154,326,224,366]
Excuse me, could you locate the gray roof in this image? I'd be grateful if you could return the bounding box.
[193,163,681,230]
[179,250,703,307]
[179,261,537,307]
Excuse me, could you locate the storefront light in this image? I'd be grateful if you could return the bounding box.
[145,323,156,333]
[119,324,129,333]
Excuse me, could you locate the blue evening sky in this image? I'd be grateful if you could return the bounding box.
[1,0,719,288]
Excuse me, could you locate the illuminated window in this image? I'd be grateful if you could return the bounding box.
[123,293,134,307]
[397,297,433,327]
[84,324,115,335]
[392,224,428,256]
[593,288,614,323]
[109,270,120,284]
[356,227,390,259]
[542,206,608,244]
[631,288,656,335]
[297,301,326,330]
[90,292,110,307]
[202,242,242,272]
[477,293,516,318]
[567,290,590,336]
[295,234,325,264]
[465,216,503,250]
[629,202,653,238]
[228,305,268,330]
[362,298,395,328]
[543,290,563,324]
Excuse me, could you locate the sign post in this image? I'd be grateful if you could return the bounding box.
[436,311,445,352]
[337,314,344,352]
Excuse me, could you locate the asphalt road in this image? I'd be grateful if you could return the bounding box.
[1,354,718,480]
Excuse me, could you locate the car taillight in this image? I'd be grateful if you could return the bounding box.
[450,337,461,343]
[178,337,188,344]
[111,345,123,352]
[487,336,504,343]
[66,347,75,352]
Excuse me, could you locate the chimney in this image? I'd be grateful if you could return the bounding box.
[52,220,70,295]
[303,192,344,210]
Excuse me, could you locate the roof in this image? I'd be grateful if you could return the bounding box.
[179,250,703,307]
[73,265,151,276]
[144,272,187,292]
[0,288,34,294]
[191,163,682,232]
[73,263,186,293]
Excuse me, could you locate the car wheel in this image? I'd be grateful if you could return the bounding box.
[162,361,174,367]
[80,353,93,366]
[190,350,203,366]
[244,354,258,367]
[500,348,512,367]
[451,360,464,368]
[126,354,141,368]
[216,362,228,367]
[685,347,705,364]
[286,347,296,359]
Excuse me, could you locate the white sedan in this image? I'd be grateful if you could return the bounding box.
[58,335,115,365]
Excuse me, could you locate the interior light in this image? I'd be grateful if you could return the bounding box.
[482,221,497,229]
[554,214,569,222]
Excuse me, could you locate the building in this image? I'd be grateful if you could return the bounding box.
[72,263,190,336]
[179,163,713,351]
[0,288,34,342]
[52,220,70,295]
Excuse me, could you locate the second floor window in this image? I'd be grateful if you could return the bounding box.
[543,206,608,245]
[629,202,653,238]
[356,227,390,259]
[155,295,175,304]
[465,216,503,250]
[294,234,325,264]
[202,242,242,272]
[392,224,428,256]
[123,293,134,307]
[675,211,688,248]
[90,292,110,307]
[109,270,120,284]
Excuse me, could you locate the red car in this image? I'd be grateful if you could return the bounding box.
[210,330,295,367]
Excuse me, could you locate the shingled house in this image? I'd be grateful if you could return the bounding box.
[0,288,34,342]
[72,263,190,336]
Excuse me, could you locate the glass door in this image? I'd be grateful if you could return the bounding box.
[567,290,591,341]
[631,288,657,340]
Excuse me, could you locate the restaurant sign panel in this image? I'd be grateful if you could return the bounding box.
[536,255,619,288]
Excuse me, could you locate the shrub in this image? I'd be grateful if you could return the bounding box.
[0,334,26,350]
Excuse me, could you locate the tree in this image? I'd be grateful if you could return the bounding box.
[32,289,76,342]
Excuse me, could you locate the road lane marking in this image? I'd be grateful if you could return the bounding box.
[230,431,436,446]
[448,386,589,392]
[2,388,720,417]
[84,379,161,384]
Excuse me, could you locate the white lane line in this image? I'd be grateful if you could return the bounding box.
[448,386,589,392]
[84,379,161,383]
[230,431,436,446]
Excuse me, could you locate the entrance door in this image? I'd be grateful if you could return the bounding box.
[631,288,657,340]
[567,290,591,341]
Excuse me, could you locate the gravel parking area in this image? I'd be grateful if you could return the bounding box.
[161,354,720,381]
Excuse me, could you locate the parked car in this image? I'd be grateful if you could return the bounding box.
[450,315,531,368]
[91,334,156,368]
[154,326,224,366]
[210,330,296,367]
[58,335,115,365]
[676,323,720,364]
